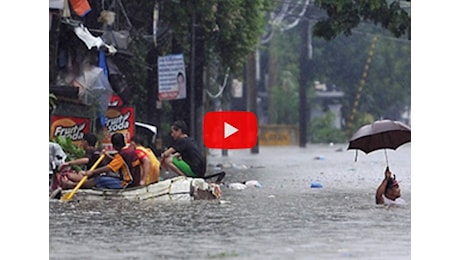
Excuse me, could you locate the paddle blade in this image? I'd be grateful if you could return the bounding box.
[60,176,88,201]
[61,151,106,202]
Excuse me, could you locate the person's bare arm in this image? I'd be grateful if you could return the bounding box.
[162,147,175,157]
[160,147,176,163]
[140,156,151,185]
[83,165,111,178]
[59,157,89,170]
[375,167,392,204]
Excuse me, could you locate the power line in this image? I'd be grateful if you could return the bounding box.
[351,29,410,44]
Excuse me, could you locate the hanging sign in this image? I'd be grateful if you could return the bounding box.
[158,54,187,100]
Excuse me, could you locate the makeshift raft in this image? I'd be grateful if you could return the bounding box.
[56,176,222,202]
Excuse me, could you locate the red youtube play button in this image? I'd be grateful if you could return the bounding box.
[203,111,258,149]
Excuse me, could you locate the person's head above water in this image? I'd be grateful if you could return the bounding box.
[385,175,401,200]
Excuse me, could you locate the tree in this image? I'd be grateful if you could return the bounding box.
[259,1,410,144]
[313,0,411,40]
[154,0,272,71]
[262,21,409,140]
[310,24,410,125]
[107,1,273,130]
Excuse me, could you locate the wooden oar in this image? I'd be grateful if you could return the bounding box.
[61,150,106,202]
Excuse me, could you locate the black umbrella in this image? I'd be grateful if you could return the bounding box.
[347,119,411,166]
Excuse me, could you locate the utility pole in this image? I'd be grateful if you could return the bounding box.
[247,51,259,154]
[260,0,315,148]
[189,9,196,138]
[299,18,313,148]
[190,8,205,150]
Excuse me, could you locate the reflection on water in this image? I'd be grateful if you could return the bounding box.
[50,144,410,260]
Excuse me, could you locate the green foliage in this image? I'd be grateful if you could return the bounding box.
[127,40,150,117]
[313,0,410,40]
[363,37,410,119]
[210,0,273,71]
[127,0,272,72]
[309,111,347,143]
[345,111,375,138]
[51,136,86,171]
[310,25,410,124]
[117,1,273,121]
[52,136,85,161]
[261,2,410,133]
[266,25,301,124]
[160,0,272,71]
[268,70,299,124]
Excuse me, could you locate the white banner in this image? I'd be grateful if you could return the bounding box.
[158,54,187,100]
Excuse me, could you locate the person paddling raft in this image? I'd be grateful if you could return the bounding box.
[83,133,142,189]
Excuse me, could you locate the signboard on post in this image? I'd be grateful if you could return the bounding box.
[158,54,187,100]
[50,115,91,146]
[50,106,135,151]
[102,106,135,151]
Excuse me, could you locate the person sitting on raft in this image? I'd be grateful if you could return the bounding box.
[57,133,107,190]
[83,133,142,189]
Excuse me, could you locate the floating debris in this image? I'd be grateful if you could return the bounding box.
[310,181,323,188]
[244,180,262,188]
[227,182,247,190]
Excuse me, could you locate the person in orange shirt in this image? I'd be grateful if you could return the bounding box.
[83,133,142,189]
[130,135,160,185]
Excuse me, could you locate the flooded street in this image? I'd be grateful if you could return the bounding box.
[49,144,411,259]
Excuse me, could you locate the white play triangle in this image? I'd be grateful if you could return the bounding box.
[224,122,239,138]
